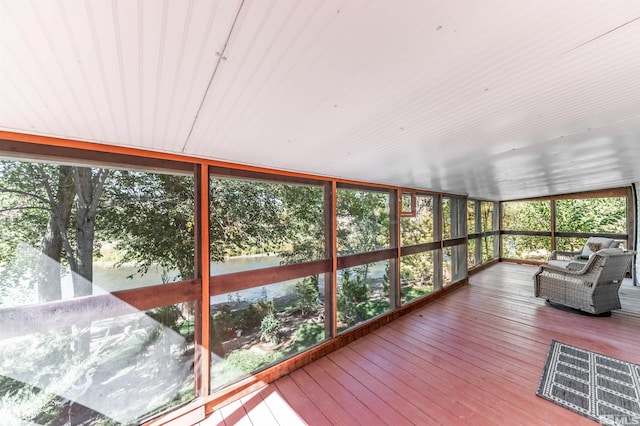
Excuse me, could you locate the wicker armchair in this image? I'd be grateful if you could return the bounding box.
[534,248,634,315]
[547,236,621,270]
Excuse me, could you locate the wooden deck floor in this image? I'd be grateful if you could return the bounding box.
[202,263,640,425]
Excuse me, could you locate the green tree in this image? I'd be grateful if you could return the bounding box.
[555,197,626,251]
[1,161,53,302]
[260,309,281,344]
[294,276,319,316]
[501,197,626,257]
[556,198,626,234]
[337,189,389,256]
[98,171,195,281]
[401,195,434,246]
[337,189,389,284]
[337,269,370,325]
[278,185,325,263]
[210,178,288,260]
[0,161,108,301]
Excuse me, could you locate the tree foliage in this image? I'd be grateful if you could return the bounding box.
[556,198,626,234]
[98,171,195,281]
[210,178,289,260]
[337,269,370,325]
[501,197,626,258]
[502,201,550,231]
[337,189,389,255]
[401,195,434,246]
[0,161,108,302]
[277,184,325,263]
[294,276,319,317]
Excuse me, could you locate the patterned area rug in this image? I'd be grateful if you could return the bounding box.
[537,340,640,425]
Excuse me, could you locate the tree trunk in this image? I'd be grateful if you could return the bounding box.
[72,167,108,297]
[38,166,75,302]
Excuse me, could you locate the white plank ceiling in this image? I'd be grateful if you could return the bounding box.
[1,0,639,200]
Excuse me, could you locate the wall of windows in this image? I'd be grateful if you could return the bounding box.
[500,191,631,263]
[0,140,469,425]
[2,137,634,424]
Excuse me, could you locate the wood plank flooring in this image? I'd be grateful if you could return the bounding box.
[201,263,640,425]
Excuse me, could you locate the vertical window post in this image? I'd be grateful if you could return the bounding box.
[199,164,211,397]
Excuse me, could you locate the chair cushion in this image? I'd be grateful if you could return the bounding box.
[580,237,615,259]
[548,259,570,269]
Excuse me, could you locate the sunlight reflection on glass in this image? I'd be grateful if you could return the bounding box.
[0,245,196,424]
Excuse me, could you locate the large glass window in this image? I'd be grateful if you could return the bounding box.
[555,236,589,253]
[502,195,628,261]
[210,275,325,391]
[337,260,390,332]
[501,200,551,260]
[208,173,328,391]
[502,201,550,232]
[401,252,435,303]
[337,189,390,255]
[467,238,477,268]
[556,197,626,234]
[2,304,195,424]
[481,201,498,262]
[401,195,434,245]
[0,158,197,424]
[502,235,552,260]
[209,177,325,270]
[482,235,496,262]
[0,162,195,307]
[481,201,497,233]
[335,187,392,331]
[400,194,437,303]
[555,197,627,252]
[442,196,466,286]
[443,244,467,286]
[467,200,480,268]
[467,200,476,236]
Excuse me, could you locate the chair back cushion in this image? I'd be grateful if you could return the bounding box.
[579,237,617,259]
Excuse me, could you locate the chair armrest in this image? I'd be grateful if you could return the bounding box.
[549,250,581,261]
[565,261,586,271]
[536,260,593,277]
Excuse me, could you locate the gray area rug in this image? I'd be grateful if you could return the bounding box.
[537,340,640,425]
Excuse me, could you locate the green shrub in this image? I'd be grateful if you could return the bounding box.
[294,276,319,316]
[239,300,272,329]
[382,263,390,297]
[337,270,369,324]
[211,305,235,344]
[222,350,281,375]
[260,311,281,344]
[356,300,389,319]
[282,323,325,356]
[147,305,183,333]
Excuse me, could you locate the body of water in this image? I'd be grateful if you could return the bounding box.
[79,255,297,304]
[86,255,387,305]
[2,251,386,308]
